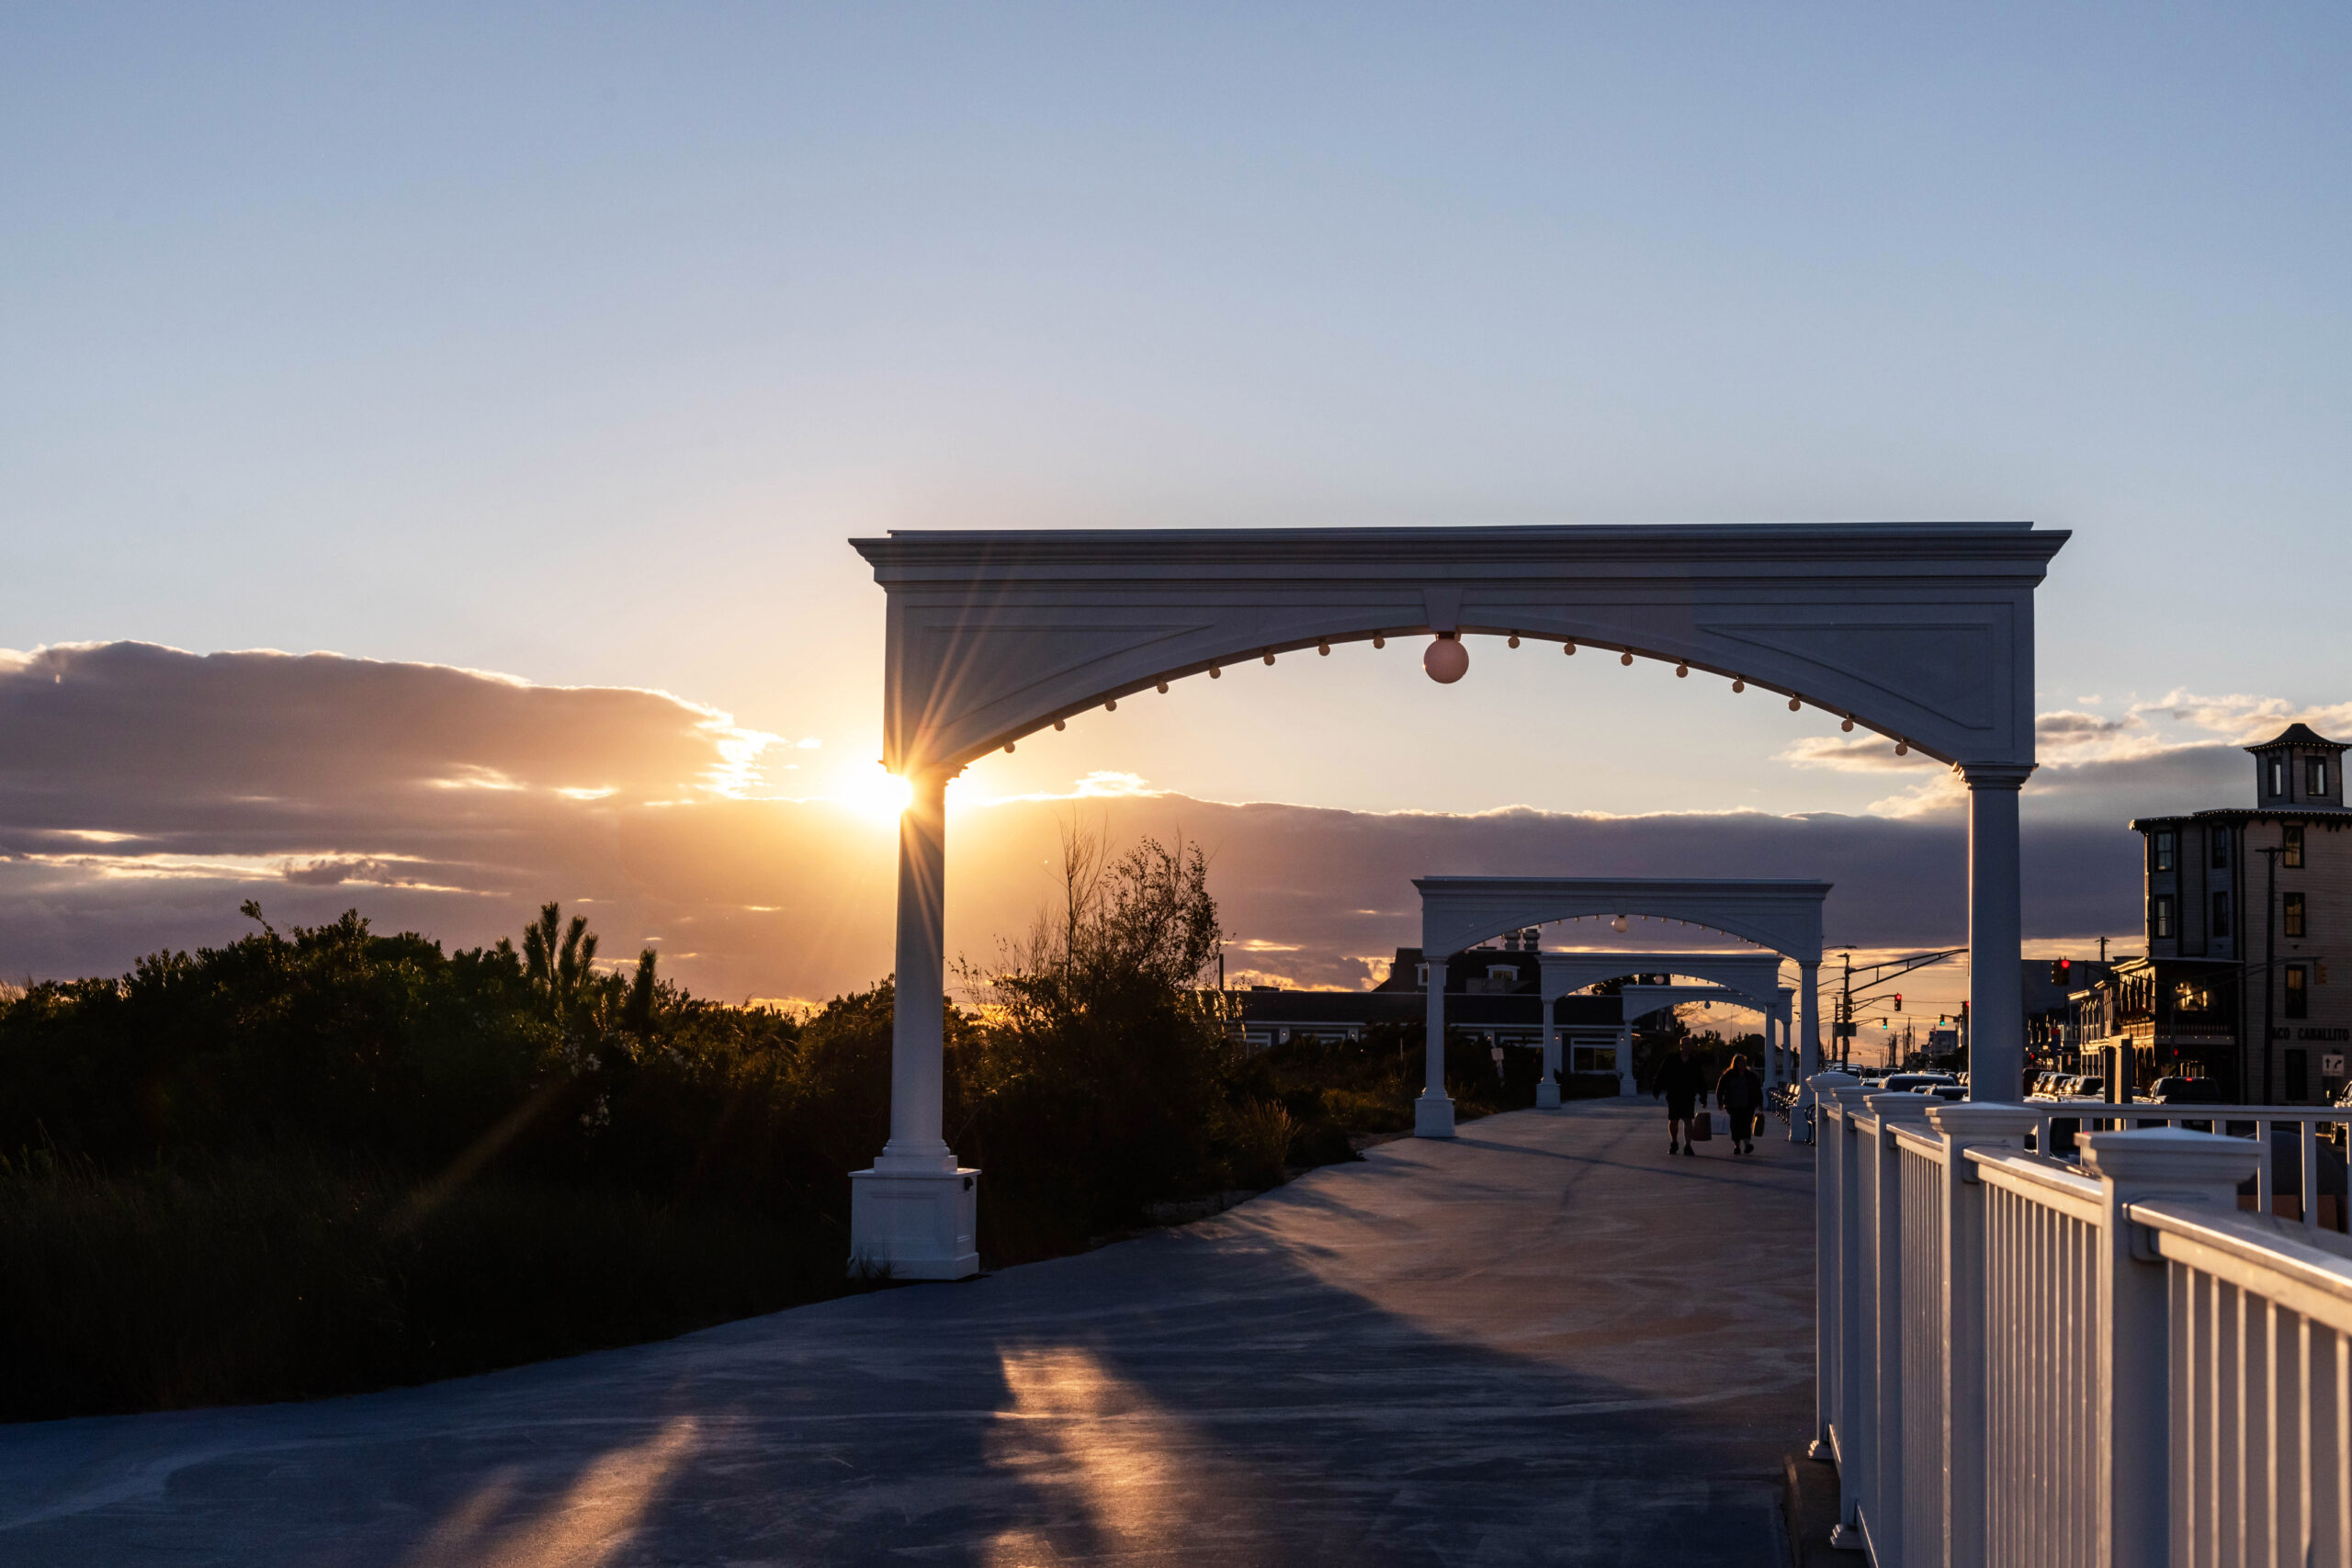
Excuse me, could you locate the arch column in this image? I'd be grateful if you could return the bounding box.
[1416,953,1455,1137]
[1964,762,2034,1101]
[1537,995,1564,1109]
[847,770,978,1279]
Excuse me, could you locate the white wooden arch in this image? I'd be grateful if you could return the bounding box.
[1520,947,1797,1108]
[848,523,2064,1275]
[1411,878,1827,1135]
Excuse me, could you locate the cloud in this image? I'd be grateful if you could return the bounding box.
[0,640,2306,1000]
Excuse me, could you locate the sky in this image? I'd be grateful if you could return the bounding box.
[4,6,2349,1020]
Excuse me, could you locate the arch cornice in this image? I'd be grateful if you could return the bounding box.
[852,523,2066,774]
[1538,950,1788,1010]
[1418,875,1828,965]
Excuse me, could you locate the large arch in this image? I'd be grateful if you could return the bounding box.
[848,522,2064,1277]
[1416,877,1826,1135]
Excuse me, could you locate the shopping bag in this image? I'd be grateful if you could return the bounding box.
[1687,1109,1713,1142]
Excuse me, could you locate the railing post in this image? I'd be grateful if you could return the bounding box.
[1811,1069,1860,1463]
[2079,1128,2267,1568]
[1826,1079,1880,1547]
[1864,1091,1935,1566]
[1922,1101,2042,1568]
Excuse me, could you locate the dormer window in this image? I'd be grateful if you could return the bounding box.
[2312,758,2331,795]
[2272,759,2288,798]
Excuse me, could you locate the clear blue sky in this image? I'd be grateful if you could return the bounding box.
[6,4,2347,818]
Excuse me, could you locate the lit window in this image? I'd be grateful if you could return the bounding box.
[2212,891,2232,939]
[2151,895,2175,939]
[2312,759,2331,795]
[2285,825,2305,868]
[2285,892,2307,939]
[2287,964,2309,1021]
[2272,759,2288,797]
[2154,831,2176,872]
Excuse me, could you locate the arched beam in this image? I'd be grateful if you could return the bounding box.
[853,523,2065,775]
[1418,876,1828,965]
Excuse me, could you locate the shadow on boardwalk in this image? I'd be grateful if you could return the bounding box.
[0,1100,1814,1567]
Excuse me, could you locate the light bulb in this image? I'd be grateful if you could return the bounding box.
[1508,633,1521,648]
[1563,640,1576,656]
[1620,651,1634,667]
[1423,635,1469,683]
[1841,716,1854,732]
[1262,650,1275,665]
[1053,719,1066,731]
[1317,642,1330,656]
[1611,915,1629,933]
[1373,635,1385,649]
[1209,667,1221,679]
[1157,682,1170,694]
[1105,699,1116,711]
[1675,662,1689,678]
[1003,742,1015,753]
[1733,679,1745,693]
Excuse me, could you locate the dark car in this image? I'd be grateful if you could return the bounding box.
[2150,1077,2228,1105]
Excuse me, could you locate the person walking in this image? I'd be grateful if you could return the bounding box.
[1716,1052,1765,1155]
[1655,1037,1707,1155]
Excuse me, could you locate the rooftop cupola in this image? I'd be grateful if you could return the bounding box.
[2246,722,2346,809]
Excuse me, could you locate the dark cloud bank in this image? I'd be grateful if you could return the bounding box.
[0,643,2168,998]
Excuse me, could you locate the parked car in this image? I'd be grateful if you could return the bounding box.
[1882,1072,1956,1093]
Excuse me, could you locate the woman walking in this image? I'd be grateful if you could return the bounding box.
[1716,1053,1765,1155]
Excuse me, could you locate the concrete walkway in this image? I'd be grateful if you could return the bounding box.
[0,1100,1815,1567]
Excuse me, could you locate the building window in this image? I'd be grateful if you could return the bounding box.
[2287,963,2309,1020]
[2212,891,2232,939]
[2285,892,2307,939]
[2154,830,2176,872]
[1415,963,1430,988]
[2285,825,2305,868]
[2151,895,2175,939]
[2311,758,2330,795]
[2211,829,2231,870]
[2288,1048,2310,1101]
[2272,759,2288,797]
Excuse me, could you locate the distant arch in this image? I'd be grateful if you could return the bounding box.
[1413,877,1827,1136]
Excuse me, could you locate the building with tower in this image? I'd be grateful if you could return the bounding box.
[2085,723,2349,1101]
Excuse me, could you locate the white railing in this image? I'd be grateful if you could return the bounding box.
[1813,1073,2352,1567]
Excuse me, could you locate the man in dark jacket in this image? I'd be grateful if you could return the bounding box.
[1716,1053,1765,1155]
[1654,1039,1708,1156]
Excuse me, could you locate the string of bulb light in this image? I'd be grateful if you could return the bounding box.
[998,630,1921,760]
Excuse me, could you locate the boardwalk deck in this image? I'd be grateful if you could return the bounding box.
[0,1100,1813,1567]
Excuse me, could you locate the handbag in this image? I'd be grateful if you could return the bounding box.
[1687,1108,1713,1142]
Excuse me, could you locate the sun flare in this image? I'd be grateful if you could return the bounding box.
[836,762,915,822]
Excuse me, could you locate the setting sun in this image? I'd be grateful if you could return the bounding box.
[835,762,914,823]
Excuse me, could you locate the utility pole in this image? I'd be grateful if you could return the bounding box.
[1840,952,1853,1068]
[2256,844,2281,1106]
[2099,935,2109,964]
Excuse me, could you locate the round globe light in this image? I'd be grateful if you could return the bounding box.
[1423,636,1469,683]
[1611,915,1629,933]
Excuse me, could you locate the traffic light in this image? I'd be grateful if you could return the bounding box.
[2049,958,2073,985]
[1893,992,1903,1011]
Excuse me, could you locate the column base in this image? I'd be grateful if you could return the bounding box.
[1413,1095,1456,1139]
[849,1166,980,1280]
[1534,1080,1562,1110]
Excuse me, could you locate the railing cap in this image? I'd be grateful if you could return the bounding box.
[1823,1083,1879,1110]
[1808,1070,1860,1090]
[1922,1100,2042,1141]
[1863,1089,1935,1123]
[2080,1127,2263,1190]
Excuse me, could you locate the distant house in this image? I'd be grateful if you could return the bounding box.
[1227,931,1622,1053]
